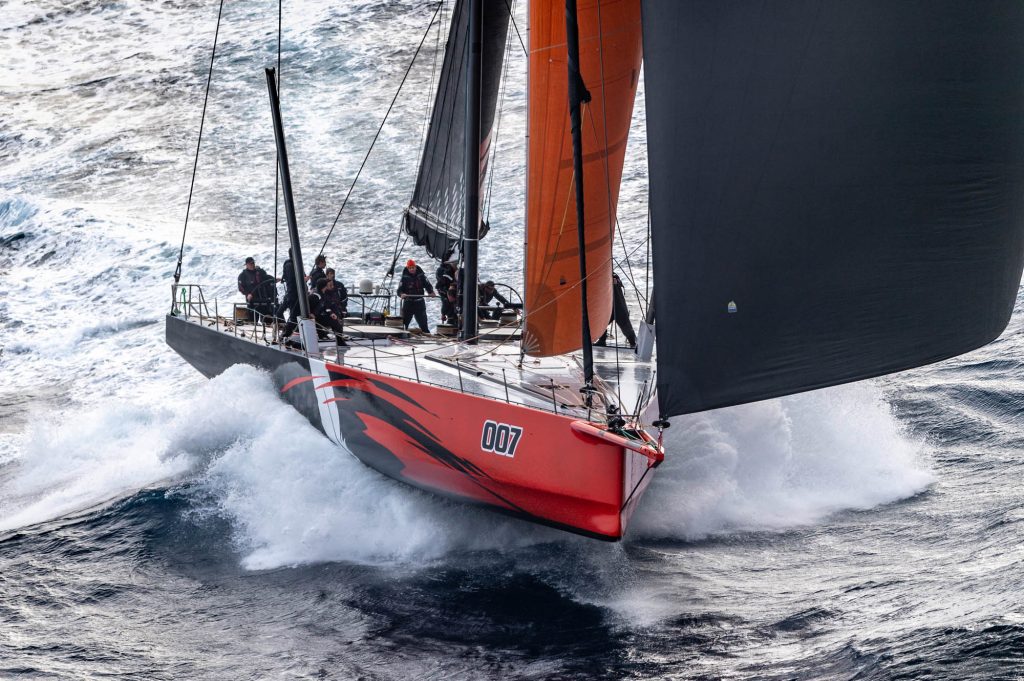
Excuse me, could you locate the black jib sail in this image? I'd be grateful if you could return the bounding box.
[642,0,1024,417]
[404,0,511,261]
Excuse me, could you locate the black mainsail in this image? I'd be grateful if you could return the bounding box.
[642,0,1024,416]
[404,0,511,261]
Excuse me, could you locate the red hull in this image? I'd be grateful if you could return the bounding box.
[166,314,661,540]
[291,360,661,540]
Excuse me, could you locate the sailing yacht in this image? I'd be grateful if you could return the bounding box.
[167,0,1024,540]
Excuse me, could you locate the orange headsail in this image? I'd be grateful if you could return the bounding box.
[523,0,642,357]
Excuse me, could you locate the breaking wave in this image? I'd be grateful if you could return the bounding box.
[0,362,931,569]
[633,381,933,540]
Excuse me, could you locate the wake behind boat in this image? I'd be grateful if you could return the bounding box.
[167,0,1024,541]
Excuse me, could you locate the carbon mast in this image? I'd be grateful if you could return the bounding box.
[564,0,595,400]
[460,0,483,343]
[264,66,315,351]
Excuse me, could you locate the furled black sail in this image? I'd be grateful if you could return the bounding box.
[642,0,1024,417]
[404,0,510,260]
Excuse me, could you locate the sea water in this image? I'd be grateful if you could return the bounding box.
[1,1,1023,678]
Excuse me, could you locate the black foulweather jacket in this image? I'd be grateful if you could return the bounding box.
[478,285,509,307]
[308,266,326,293]
[238,267,273,302]
[318,284,348,318]
[281,258,301,294]
[435,264,456,295]
[397,267,434,297]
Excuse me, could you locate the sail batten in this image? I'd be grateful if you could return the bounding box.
[405,0,510,261]
[643,0,1024,417]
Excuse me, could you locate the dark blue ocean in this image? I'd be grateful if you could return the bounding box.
[2,1,1023,678]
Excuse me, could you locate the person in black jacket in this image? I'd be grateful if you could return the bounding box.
[280,292,320,348]
[308,254,327,293]
[237,257,274,319]
[316,278,348,346]
[323,267,349,319]
[435,260,458,325]
[595,272,637,348]
[275,249,301,340]
[477,280,509,320]
[397,259,435,332]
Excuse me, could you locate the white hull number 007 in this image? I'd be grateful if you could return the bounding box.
[480,420,523,458]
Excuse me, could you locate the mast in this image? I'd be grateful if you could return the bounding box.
[264,67,309,320]
[460,0,483,343]
[565,0,594,394]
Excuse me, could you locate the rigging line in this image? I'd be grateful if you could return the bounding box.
[593,0,623,407]
[414,0,445,172]
[318,0,444,257]
[382,218,411,293]
[502,0,527,56]
[590,5,644,315]
[485,0,516,223]
[534,99,586,292]
[273,0,282,288]
[385,219,406,284]
[644,209,651,317]
[611,244,647,309]
[415,236,651,364]
[452,6,470,243]
[173,0,226,285]
[525,235,649,336]
[418,0,464,247]
[584,102,645,312]
[610,217,648,307]
[392,233,411,284]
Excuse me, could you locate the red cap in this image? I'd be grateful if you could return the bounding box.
[406,259,416,268]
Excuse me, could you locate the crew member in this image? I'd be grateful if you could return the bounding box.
[308,254,327,292]
[237,256,274,319]
[316,278,348,346]
[397,258,435,332]
[595,272,637,348]
[275,248,301,341]
[436,260,458,324]
[477,280,509,320]
[281,292,319,348]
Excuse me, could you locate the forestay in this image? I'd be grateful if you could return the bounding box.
[643,0,1024,416]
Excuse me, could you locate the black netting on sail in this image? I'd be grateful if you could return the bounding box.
[404,0,510,261]
[642,0,1024,417]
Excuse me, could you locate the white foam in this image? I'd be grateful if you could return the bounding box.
[0,361,554,560]
[0,0,952,575]
[0,359,933,565]
[0,403,185,532]
[188,372,563,569]
[0,365,274,532]
[631,381,934,540]
[190,369,932,569]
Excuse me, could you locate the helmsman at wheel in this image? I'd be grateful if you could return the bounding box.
[237,256,274,320]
